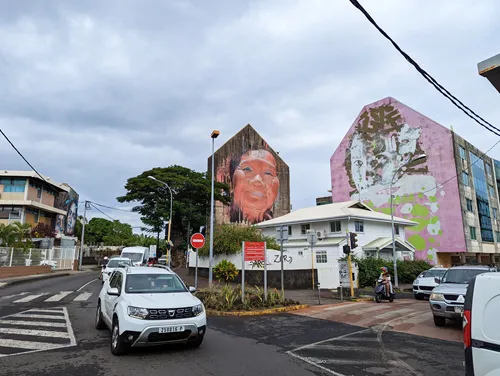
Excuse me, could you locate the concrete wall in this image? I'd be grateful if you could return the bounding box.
[208,124,290,226]
[330,97,465,264]
[0,265,51,278]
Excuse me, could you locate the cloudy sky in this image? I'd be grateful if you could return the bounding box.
[0,0,499,231]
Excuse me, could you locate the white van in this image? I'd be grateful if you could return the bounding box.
[464,272,500,376]
[120,246,149,267]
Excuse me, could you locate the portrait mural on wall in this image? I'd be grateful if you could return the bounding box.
[212,125,290,225]
[342,102,445,263]
[54,187,79,237]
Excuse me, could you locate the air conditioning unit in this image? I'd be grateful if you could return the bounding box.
[317,231,323,240]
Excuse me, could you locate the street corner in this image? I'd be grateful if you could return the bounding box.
[286,326,464,376]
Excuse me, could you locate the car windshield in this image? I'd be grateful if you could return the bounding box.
[423,269,446,278]
[125,274,187,294]
[441,269,488,284]
[121,252,143,262]
[106,259,131,268]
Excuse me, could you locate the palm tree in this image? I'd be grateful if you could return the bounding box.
[0,223,18,246]
[11,222,32,242]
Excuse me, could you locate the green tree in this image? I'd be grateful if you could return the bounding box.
[117,165,231,245]
[31,222,56,239]
[84,218,136,246]
[0,223,20,246]
[198,224,279,257]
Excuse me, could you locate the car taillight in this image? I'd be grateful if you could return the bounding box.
[463,309,471,348]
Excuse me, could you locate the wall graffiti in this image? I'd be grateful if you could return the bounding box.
[330,97,465,263]
[249,254,293,269]
[274,254,293,264]
[54,187,79,237]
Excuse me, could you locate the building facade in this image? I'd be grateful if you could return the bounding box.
[330,97,500,267]
[478,53,500,93]
[316,196,333,206]
[0,171,79,239]
[208,124,291,226]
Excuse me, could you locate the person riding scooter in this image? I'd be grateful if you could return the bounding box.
[378,266,393,297]
[99,257,109,279]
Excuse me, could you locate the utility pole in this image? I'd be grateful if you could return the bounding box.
[208,130,220,285]
[79,200,88,271]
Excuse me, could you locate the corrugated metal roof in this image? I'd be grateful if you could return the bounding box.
[255,201,417,227]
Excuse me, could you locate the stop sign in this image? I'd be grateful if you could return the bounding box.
[190,233,206,249]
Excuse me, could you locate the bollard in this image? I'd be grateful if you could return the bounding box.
[317,282,321,305]
[340,281,343,301]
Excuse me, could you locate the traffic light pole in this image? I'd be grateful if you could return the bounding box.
[347,231,354,297]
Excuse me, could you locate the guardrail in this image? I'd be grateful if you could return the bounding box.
[0,247,76,270]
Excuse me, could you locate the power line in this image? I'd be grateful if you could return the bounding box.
[0,129,51,184]
[88,201,137,213]
[348,0,500,137]
[89,202,116,221]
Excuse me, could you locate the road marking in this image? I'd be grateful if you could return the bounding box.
[323,303,364,311]
[0,339,63,352]
[63,305,77,346]
[0,282,6,288]
[288,352,347,376]
[13,293,48,303]
[0,292,29,301]
[29,309,65,314]
[373,308,414,320]
[0,327,70,338]
[73,292,93,301]
[398,312,431,325]
[77,278,98,291]
[9,314,66,320]
[0,320,66,328]
[44,291,73,302]
[348,305,387,315]
[288,328,370,353]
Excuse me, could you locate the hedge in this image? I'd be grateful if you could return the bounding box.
[344,256,432,287]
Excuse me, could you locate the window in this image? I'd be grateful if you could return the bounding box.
[301,224,310,235]
[494,208,498,220]
[489,185,496,198]
[496,232,500,242]
[37,187,42,199]
[1,178,26,193]
[466,199,473,212]
[110,271,123,292]
[316,251,327,264]
[330,221,341,233]
[459,146,466,160]
[486,163,493,176]
[354,220,364,232]
[470,226,477,240]
[462,172,469,186]
[288,226,292,236]
[394,225,400,235]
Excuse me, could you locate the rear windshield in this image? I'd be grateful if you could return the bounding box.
[125,274,187,294]
[107,259,131,268]
[423,269,446,278]
[121,252,143,262]
[442,269,489,284]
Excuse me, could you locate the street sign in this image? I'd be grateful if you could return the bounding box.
[149,245,157,258]
[306,230,318,246]
[339,261,349,284]
[190,233,205,249]
[244,242,265,261]
[276,226,289,242]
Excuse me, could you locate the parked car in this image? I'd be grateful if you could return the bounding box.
[101,258,132,284]
[413,266,448,300]
[464,272,500,376]
[429,265,497,327]
[95,266,206,355]
[158,255,167,265]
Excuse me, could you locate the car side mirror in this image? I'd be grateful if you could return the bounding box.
[434,277,441,284]
[189,286,196,293]
[107,287,120,296]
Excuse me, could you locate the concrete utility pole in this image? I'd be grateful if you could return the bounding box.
[208,130,220,286]
[79,200,88,271]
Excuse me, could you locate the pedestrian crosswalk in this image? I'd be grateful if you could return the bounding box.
[0,307,76,357]
[3,291,96,304]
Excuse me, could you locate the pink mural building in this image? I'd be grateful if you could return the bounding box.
[330,97,500,267]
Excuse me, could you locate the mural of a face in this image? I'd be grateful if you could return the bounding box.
[55,214,65,235]
[65,201,77,236]
[232,149,279,223]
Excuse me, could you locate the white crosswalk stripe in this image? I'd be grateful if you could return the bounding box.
[5,291,94,304]
[0,307,76,357]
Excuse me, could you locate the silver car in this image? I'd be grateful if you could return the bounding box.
[413,267,448,300]
[429,265,497,327]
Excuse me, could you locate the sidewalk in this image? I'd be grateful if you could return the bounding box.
[174,267,348,306]
[0,265,97,288]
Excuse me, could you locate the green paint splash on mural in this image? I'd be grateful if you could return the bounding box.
[408,234,427,251]
[428,237,435,243]
[411,204,430,218]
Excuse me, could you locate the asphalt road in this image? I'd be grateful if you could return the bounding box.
[0,272,464,376]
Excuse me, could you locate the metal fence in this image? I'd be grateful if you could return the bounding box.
[0,247,76,270]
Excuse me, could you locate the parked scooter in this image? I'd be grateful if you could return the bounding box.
[374,278,395,303]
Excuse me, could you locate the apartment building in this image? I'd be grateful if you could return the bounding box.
[478,53,500,93]
[329,96,500,267]
[0,171,79,239]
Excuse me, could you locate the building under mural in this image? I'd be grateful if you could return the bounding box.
[208,124,290,226]
[330,97,500,267]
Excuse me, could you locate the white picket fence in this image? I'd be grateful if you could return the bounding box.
[0,247,77,270]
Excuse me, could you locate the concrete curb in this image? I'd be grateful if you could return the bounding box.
[0,272,72,288]
[207,304,310,316]
[351,297,375,302]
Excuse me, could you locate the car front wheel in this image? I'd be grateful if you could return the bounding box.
[188,334,204,348]
[433,315,446,327]
[414,293,424,300]
[95,302,106,330]
[111,319,127,355]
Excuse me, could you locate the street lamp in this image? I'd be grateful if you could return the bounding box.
[148,176,173,268]
[209,130,220,286]
[390,154,426,288]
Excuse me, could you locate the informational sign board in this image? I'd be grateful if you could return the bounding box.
[339,261,349,284]
[244,242,266,261]
[149,245,157,258]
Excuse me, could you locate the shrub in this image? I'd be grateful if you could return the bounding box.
[213,259,239,283]
[195,284,299,311]
[343,256,432,287]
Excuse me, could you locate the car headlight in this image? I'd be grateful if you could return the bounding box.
[430,293,444,301]
[192,304,204,316]
[413,280,419,285]
[128,306,149,319]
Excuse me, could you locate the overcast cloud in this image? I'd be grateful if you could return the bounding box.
[0,0,499,231]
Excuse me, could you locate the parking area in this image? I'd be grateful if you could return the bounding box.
[291,299,463,343]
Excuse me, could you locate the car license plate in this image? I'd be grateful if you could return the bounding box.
[454,306,464,313]
[159,326,184,334]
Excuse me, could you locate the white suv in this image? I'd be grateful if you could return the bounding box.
[95,266,206,355]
